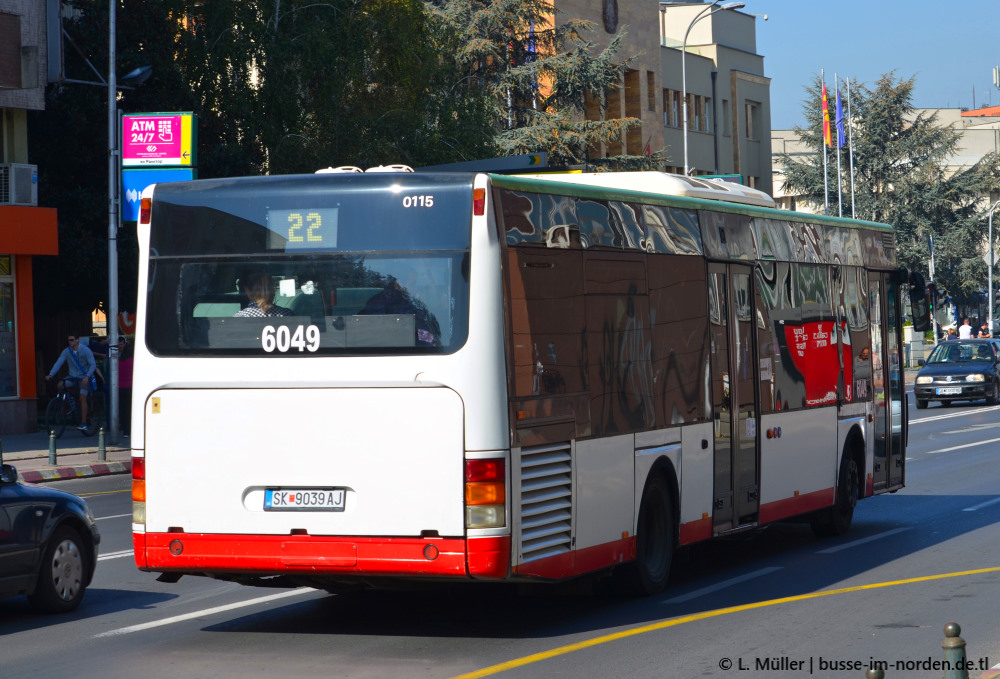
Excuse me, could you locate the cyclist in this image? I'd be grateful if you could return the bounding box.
[45,332,97,431]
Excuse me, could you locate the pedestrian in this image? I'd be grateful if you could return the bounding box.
[45,333,97,431]
[958,317,973,339]
[979,322,992,338]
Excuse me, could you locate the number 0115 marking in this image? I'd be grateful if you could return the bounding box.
[262,325,321,353]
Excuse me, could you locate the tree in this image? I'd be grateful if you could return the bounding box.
[426,0,663,169]
[777,73,1000,305]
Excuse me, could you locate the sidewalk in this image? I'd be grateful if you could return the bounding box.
[0,428,131,484]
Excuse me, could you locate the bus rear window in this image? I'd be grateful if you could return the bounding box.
[144,174,472,356]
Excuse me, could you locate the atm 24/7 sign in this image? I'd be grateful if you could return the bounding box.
[122,113,197,167]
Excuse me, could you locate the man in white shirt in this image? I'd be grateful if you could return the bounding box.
[958,318,974,339]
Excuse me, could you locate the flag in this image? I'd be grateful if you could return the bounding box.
[822,84,832,148]
[835,88,845,149]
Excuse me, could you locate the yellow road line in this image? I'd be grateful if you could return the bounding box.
[450,566,1000,679]
[77,488,131,497]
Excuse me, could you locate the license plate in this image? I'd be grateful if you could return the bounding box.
[936,387,962,395]
[264,488,346,511]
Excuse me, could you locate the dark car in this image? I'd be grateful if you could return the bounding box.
[0,454,100,612]
[914,339,1000,409]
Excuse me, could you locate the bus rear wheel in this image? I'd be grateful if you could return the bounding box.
[618,474,674,596]
[812,455,859,537]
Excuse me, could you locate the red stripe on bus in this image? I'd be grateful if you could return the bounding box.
[511,537,634,580]
[758,487,835,524]
[466,536,511,578]
[137,533,469,577]
[679,516,713,545]
[132,533,147,569]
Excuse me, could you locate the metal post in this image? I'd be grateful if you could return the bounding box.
[98,426,106,461]
[48,430,57,465]
[988,200,1000,336]
[681,1,745,176]
[107,0,120,445]
[941,622,969,679]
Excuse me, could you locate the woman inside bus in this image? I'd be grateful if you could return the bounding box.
[233,270,293,318]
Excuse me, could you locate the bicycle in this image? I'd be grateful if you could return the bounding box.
[45,378,96,439]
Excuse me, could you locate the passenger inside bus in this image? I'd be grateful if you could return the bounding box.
[234,270,293,318]
[359,268,441,346]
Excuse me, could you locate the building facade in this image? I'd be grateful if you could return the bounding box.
[0,0,59,433]
[553,0,772,192]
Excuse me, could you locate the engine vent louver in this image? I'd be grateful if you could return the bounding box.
[518,442,573,562]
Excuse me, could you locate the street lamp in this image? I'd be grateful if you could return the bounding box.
[106,7,151,445]
[681,0,746,176]
[988,199,1000,335]
[61,2,148,445]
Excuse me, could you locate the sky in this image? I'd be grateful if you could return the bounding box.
[754,0,1000,130]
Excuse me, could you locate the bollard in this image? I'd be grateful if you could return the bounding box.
[942,622,969,679]
[865,669,884,679]
[48,430,57,465]
[98,427,106,461]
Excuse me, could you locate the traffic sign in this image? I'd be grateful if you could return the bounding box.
[121,168,196,220]
[122,112,197,166]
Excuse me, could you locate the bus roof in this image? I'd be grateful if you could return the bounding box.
[490,172,893,233]
[510,172,776,208]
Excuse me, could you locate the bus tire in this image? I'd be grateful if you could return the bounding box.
[618,473,675,596]
[811,455,859,537]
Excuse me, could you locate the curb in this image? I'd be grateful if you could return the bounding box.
[19,459,132,484]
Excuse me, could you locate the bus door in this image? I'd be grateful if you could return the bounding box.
[709,263,761,533]
[868,272,905,492]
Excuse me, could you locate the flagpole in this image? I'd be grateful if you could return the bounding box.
[846,80,856,219]
[835,73,843,217]
[822,70,829,215]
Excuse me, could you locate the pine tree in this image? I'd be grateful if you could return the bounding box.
[427,0,663,170]
[778,73,1000,304]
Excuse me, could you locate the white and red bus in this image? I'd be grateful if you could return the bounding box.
[130,168,918,594]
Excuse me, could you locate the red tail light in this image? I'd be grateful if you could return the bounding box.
[465,458,505,529]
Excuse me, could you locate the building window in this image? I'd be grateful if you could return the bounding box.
[692,95,711,133]
[745,101,762,141]
[664,89,682,128]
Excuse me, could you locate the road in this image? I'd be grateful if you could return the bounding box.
[3,394,1000,679]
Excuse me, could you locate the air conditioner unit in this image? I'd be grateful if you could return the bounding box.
[0,163,39,206]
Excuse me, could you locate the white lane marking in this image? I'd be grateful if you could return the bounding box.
[926,437,1000,454]
[97,549,134,561]
[664,567,783,604]
[817,527,911,554]
[96,513,132,521]
[910,405,1000,425]
[963,497,1000,512]
[94,588,315,637]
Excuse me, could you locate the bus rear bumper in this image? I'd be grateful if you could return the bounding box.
[134,532,510,579]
